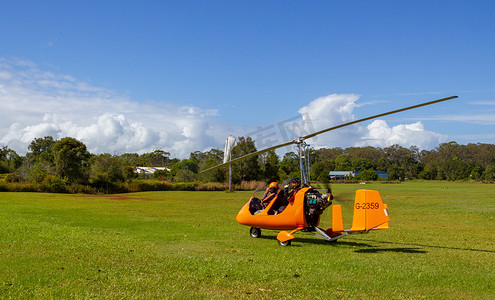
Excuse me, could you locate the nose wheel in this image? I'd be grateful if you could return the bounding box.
[249,227,261,238]
[278,240,291,246]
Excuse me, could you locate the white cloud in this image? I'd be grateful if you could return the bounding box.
[419,114,495,125]
[0,57,453,158]
[357,120,447,149]
[0,58,226,157]
[297,94,366,148]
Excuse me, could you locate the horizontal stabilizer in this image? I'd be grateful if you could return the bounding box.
[376,204,389,229]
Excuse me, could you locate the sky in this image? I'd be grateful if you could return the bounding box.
[1,1,494,158]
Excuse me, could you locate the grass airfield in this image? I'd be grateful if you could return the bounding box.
[1,181,494,299]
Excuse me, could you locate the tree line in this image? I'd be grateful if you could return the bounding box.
[1,136,495,193]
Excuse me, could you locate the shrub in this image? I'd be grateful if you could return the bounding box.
[236,180,265,191]
[196,182,229,191]
[66,184,99,194]
[0,182,9,191]
[174,182,199,191]
[40,175,68,193]
[0,174,7,181]
[5,173,24,183]
[0,182,38,192]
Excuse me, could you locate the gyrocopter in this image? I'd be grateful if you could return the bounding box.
[201,96,458,246]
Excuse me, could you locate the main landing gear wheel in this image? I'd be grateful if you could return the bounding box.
[250,227,261,238]
[278,240,292,247]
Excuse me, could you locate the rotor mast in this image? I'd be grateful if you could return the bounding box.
[295,139,311,186]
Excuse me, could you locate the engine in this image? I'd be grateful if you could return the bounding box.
[304,188,333,227]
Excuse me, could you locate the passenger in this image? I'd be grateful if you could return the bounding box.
[261,182,280,207]
[268,179,296,215]
[284,177,301,202]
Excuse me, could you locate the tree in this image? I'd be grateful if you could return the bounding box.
[190,149,223,164]
[20,136,57,183]
[119,153,141,165]
[388,164,405,181]
[384,144,412,165]
[311,159,335,182]
[191,149,225,182]
[469,165,482,181]
[171,159,199,182]
[418,169,434,180]
[231,137,260,183]
[312,147,344,161]
[443,157,474,181]
[351,157,374,172]
[483,164,495,181]
[355,168,378,181]
[51,137,91,183]
[174,169,196,182]
[260,150,280,182]
[28,136,55,164]
[0,146,23,173]
[140,149,171,167]
[279,152,299,179]
[89,153,125,183]
[335,155,352,171]
[346,146,384,161]
[153,169,172,181]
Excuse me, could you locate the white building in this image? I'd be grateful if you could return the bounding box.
[135,167,170,175]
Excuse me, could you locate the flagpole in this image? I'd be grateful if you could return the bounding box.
[229,164,232,191]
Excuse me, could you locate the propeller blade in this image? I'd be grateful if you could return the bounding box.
[200,96,458,173]
[327,184,334,201]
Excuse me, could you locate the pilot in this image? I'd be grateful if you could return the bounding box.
[249,182,280,215]
[266,181,289,215]
[261,182,280,207]
[284,177,301,202]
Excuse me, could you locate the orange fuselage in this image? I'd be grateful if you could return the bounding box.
[236,187,318,230]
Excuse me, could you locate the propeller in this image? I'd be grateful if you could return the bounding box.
[200,96,458,173]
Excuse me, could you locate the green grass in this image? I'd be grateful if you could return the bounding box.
[1,181,494,299]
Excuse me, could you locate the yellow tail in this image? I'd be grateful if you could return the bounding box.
[331,189,389,233]
[351,189,389,231]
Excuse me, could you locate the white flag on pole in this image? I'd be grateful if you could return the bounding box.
[223,135,236,163]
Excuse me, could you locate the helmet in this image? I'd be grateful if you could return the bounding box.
[268,182,279,189]
[291,177,301,185]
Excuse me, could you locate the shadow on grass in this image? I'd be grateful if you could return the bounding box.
[248,231,431,253]
[355,237,495,254]
[253,233,493,254]
[252,233,374,248]
[354,247,427,254]
[245,230,490,254]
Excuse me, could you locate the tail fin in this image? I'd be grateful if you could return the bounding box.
[351,189,389,231]
[331,205,344,232]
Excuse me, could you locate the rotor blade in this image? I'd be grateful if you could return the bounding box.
[200,140,294,173]
[200,96,458,173]
[302,96,458,140]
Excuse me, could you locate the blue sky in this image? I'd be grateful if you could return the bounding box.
[1,1,494,157]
